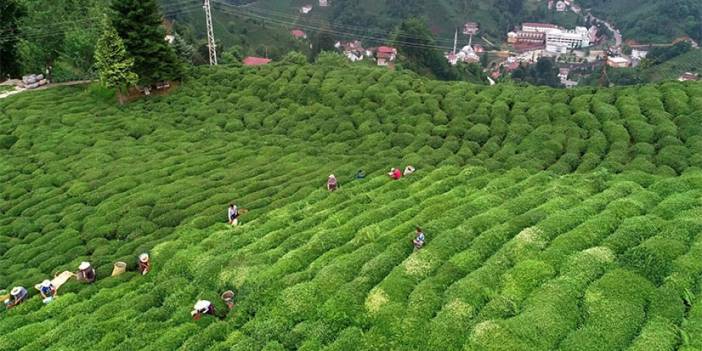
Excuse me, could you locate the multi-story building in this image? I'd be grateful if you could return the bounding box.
[522,22,560,33]
[545,26,590,48]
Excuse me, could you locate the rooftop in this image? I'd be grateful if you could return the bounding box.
[243,57,272,66]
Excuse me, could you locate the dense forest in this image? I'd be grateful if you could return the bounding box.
[578,0,702,43]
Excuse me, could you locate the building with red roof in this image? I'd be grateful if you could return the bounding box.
[291,29,307,39]
[522,23,561,32]
[243,57,272,66]
[376,46,397,66]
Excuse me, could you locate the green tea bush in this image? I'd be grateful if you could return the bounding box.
[1,64,701,350]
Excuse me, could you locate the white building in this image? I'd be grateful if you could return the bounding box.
[522,22,561,33]
[446,45,480,65]
[607,56,631,68]
[546,26,590,48]
[631,49,648,60]
[319,0,329,6]
[300,5,312,14]
[546,42,569,55]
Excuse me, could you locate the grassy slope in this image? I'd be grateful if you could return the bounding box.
[641,49,702,82]
[1,64,702,350]
[582,0,700,43]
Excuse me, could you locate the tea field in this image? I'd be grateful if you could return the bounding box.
[1,62,702,350]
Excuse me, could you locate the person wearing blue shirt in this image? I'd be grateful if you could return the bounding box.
[39,280,56,299]
[413,227,426,250]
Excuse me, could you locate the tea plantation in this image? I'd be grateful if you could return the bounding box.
[1,62,702,350]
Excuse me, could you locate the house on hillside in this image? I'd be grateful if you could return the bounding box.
[679,72,699,81]
[631,49,648,60]
[522,23,561,33]
[300,5,313,14]
[319,0,329,6]
[558,67,570,80]
[607,56,630,68]
[291,29,307,39]
[446,45,480,65]
[463,22,479,35]
[546,26,590,48]
[376,46,397,66]
[336,40,367,62]
[243,57,272,66]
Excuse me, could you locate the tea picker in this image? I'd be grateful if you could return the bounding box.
[38,280,57,304]
[138,253,151,275]
[4,286,27,308]
[413,227,426,250]
[221,290,236,310]
[327,174,338,192]
[228,204,239,226]
[388,168,402,180]
[191,300,216,320]
[77,261,96,283]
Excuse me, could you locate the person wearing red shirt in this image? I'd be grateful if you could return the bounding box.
[388,168,402,180]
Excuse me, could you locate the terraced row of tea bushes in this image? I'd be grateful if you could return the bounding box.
[1,64,702,350]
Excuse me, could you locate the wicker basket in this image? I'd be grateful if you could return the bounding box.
[112,262,127,276]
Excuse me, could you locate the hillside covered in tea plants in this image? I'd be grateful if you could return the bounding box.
[1,61,702,350]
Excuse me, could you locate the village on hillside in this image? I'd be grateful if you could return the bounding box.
[238,0,700,86]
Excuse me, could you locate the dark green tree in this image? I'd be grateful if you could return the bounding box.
[94,18,138,104]
[532,57,560,87]
[110,0,183,85]
[311,26,336,60]
[393,18,457,80]
[0,0,24,78]
[171,32,194,64]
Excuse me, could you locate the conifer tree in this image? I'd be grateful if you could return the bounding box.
[110,0,182,85]
[0,0,25,78]
[94,19,138,104]
[171,32,194,64]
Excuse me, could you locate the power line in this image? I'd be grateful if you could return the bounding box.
[217,1,464,47]
[213,4,456,52]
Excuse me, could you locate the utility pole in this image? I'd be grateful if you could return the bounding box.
[203,0,217,65]
[453,28,458,54]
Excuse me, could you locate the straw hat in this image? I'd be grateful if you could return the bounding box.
[10,287,22,296]
[79,261,91,270]
[41,280,51,288]
[139,253,149,263]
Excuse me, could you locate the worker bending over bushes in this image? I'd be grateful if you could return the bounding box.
[228,204,239,225]
[388,168,402,180]
[138,253,151,275]
[4,286,27,308]
[39,280,56,303]
[191,300,216,320]
[413,227,426,250]
[77,262,96,283]
[327,175,338,192]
